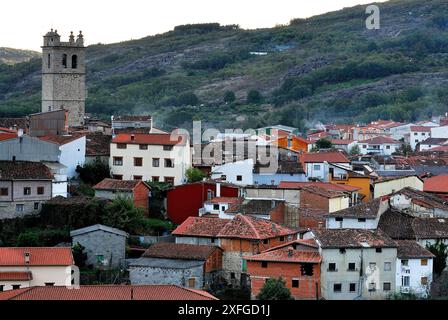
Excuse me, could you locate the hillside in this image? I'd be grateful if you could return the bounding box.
[0,47,40,65]
[1,0,448,132]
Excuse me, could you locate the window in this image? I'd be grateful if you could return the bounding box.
[23,187,31,196]
[0,285,3,292]
[62,54,67,68]
[349,283,356,292]
[421,259,428,266]
[328,263,337,272]
[263,239,269,245]
[368,282,376,292]
[348,263,356,271]
[333,284,342,293]
[116,143,127,149]
[220,175,227,181]
[383,282,391,291]
[335,217,343,222]
[384,262,392,271]
[363,145,367,149]
[152,158,160,167]
[45,282,55,286]
[133,176,143,180]
[37,186,45,195]
[12,285,21,290]
[339,248,346,254]
[386,145,390,149]
[16,204,25,212]
[113,175,123,180]
[261,261,268,268]
[414,132,418,136]
[369,262,376,270]
[230,273,235,279]
[376,248,382,253]
[236,175,243,182]
[164,177,175,184]
[139,144,148,150]
[34,202,39,210]
[164,159,174,168]
[0,188,8,196]
[422,133,426,136]
[421,277,428,285]
[163,145,173,151]
[402,276,410,287]
[71,55,78,69]
[279,236,285,242]
[401,259,409,266]
[134,157,143,167]
[292,279,299,288]
[188,278,196,288]
[213,204,220,211]
[152,176,159,182]
[47,54,51,68]
[358,218,366,222]
[313,164,321,171]
[113,157,123,166]
[300,264,314,276]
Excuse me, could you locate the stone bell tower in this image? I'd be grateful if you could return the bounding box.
[42,29,86,127]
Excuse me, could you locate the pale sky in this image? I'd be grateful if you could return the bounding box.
[3,0,388,51]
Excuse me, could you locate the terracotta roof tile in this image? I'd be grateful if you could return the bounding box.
[0,272,32,281]
[172,216,230,238]
[0,133,17,142]
[0,285,216,300]
[424,175,448,193]
[112,133,187,146]
[396,240,435,259]
[410,126,431,132]
[0,161,53,180]
[114,115,152,122]
[328,198,383,218]
[142,243,220,260]
[217,214,298,240]
[93,178,149,191]
[278,181,360,192]
[358,136,402,145]
[303,151,350,163]
[314,228,397,248]
[86,133,111,156]
[0,247,73,266]
[39,134,84,145]
[245,243,321,263]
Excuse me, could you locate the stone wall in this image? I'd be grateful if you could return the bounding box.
[72,230,127,268]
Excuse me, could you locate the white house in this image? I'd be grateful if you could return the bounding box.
[303,151,351,181]
[357,136,402,156]
[39,135,86,179]
[410,126,431,151]
[110,133,191,185]
[211,159,254,186]
[0,247,74,291]
[373,176,424,199]
[418,137,448,151]
[431,125,448,139]
[388,123,415,141]
[42,161,68,198]
[199,197,242,217]
[326,198,389,230]
[395,240,434,298]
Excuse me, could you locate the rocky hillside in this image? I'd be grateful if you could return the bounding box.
[0,47,40,65]
[1,0,448,132]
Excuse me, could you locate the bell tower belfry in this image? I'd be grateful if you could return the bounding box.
[42,29,86,127]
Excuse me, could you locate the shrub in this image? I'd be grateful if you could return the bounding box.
[257,278,294,300]
[247,90,263,104]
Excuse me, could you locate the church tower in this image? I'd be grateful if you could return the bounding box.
[42,29,86,127]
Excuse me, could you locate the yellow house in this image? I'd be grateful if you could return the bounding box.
[328,163,372,202]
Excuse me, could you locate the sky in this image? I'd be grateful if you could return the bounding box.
[3,0,388,51]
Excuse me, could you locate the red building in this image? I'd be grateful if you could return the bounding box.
[245,239,321,300]
[167,181,240,225]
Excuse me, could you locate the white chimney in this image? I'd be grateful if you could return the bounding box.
[216,182,221,198]
[24,252,30,264]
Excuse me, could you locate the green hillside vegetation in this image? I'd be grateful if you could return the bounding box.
[1,0,448,132]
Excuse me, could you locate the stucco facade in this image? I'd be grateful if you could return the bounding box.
[373,176,424,199]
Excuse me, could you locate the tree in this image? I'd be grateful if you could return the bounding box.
[247,90,263,104]
[16,230,40,247]
[76,159,111,185]
[396,143,413,156]
[103,196,146,233]
[426,240,448,276]
[176,92,199,106]
[349,144,361,155]
[257,278,293,300]
[224,90,236,104]
[72,242,88,267]
[185,167,205,183]
[315,138,333,150]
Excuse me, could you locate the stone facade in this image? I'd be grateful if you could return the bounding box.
[42,29,86,127]
[71,229,127,268]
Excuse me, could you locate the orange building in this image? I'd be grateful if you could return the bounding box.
[328,163,372,202]
[276,135,310,153]
[245,239,321,300]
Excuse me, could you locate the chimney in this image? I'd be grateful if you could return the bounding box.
[216,182,221,198]
[317,221,324,229]
[24,252,30,264]
[18,129,23,137]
